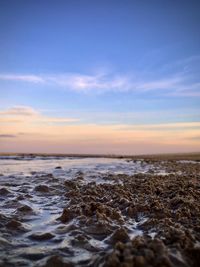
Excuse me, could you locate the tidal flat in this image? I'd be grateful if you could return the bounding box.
[0,154,200,267]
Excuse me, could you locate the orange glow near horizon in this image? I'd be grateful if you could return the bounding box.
[0,106,199,155]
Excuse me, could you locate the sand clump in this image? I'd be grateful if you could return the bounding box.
[40,255,74,267]
[56,164,200,266]
[0,187,12,195]
[104,236,180,267]
[34,185,50,193]
[17,204,33,213]
[29,232,55,241]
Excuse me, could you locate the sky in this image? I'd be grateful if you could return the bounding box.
[0,0,200,155]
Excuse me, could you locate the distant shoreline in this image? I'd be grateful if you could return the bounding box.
[0,151,200,161]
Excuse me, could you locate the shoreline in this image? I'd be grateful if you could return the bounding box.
[0,152,200,161]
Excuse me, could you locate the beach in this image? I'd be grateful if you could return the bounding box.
[0,154,200,266]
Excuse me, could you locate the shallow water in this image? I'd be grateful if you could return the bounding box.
[0,156,153,176]
[178,159,200,164]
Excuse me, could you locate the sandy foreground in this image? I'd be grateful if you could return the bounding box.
[0,154,200,267]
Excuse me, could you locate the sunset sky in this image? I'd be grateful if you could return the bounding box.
[0,0,200,154]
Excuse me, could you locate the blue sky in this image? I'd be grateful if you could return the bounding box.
[0,0,200,153]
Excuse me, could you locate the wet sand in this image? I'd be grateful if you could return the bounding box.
[0,154,200,266]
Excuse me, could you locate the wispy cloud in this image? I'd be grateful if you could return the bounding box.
[119,122,200,131]
[0,72,133,92]
[0,106,79,124]
[169,86,200,97]
[0,74,45,83]
[136,76,183,91]
[0,134,16,138]
[48,73,132,92]
[0,56,199,96]
[0,106,39,117]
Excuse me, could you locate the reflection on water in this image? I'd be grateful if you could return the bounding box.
[0,156,152,177]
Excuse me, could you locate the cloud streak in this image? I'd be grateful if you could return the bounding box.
[0,134,16,138]
[0,62,199,96]
[0,72,133,92]
[0,74,45,83]
[0,106,39,117]
[0,106,79,124]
